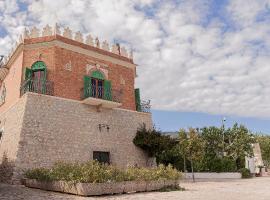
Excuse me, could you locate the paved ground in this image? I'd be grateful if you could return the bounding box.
[1,177,270,200]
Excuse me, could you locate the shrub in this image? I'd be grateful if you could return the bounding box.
[0,153,14,183]
[238,168,251,178]
[133,124,177,157]
[25,161,182,183]
[25,168,52,181]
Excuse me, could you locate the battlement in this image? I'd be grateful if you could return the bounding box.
[2,24,133,67]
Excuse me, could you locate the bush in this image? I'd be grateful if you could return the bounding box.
[25,168,52,181]
[238,168,251,178]
[133,124,177,157]
[25,161,182,183]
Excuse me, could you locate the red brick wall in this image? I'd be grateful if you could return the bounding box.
[20,38,136,111]
[53,47,136,110]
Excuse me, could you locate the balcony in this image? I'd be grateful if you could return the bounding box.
[20,79,54,96]
[81,85,122,109]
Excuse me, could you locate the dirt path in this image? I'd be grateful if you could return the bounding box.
[1,177,270,200]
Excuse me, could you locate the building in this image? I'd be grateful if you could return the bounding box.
[0,24,152,183]
[245,143,265,175]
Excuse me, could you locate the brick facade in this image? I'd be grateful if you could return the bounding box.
[0,32,152,183]
[0,34,137,113]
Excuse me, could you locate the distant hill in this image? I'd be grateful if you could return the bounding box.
[162,131,178,139]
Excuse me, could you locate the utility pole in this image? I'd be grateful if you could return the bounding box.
[222,117,226,156]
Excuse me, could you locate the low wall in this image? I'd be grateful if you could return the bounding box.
[184,173,241,180]
[24,179,179,196]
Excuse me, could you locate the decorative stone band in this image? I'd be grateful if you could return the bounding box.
[3,24,134,69]
[22,24,133,60]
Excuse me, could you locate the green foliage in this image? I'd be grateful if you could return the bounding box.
[201,126,224,158]
[133,123,255,173]
[25,161,182,183]
[238,168,252,178]
[225,124,255,161]
[25,168,52,181]
[194,124,254,172]
[185,128,205,162]
[133,124,177,157]
[256,135,270,168]
[156,144,188,171]
[196,157,237,172]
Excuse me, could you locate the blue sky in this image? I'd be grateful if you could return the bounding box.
[152,109,270,134]
[0,0,270,134]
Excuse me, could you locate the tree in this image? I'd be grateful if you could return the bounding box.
[178,129,189,172]
[225,124,255,169]
[185,128,205,182]
[133,124,177,158]
[256,135,270,168]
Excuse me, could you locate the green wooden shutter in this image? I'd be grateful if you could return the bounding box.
[104,80,112,101]
[135,88,141,111]
[84,75,91,98]
[25,68,32,80]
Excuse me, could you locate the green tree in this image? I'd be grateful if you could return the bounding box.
[225,124,255,169]
[133,124,177,158]
[178,129,189,172]
[185,128,205,182]
[256,135,270,168]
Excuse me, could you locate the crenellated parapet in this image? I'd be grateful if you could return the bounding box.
[2,24,134,67]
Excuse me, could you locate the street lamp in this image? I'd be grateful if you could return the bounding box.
[222,117,226,156]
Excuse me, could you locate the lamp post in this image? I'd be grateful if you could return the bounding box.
[222,117,226,156]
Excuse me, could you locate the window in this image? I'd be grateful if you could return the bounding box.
[83,70,112,101]
[91,78,104,99]
[93,151,110,164]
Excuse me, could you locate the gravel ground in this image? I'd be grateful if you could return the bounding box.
[1,177,270,200]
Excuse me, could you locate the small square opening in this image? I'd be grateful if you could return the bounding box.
[93,151,110,164]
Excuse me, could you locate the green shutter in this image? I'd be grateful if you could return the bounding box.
[135,88,141,111]
[104,80,112,101]
[25,68,32,80]
[84,75,91,98]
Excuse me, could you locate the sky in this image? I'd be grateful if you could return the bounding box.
[0,0,270,133]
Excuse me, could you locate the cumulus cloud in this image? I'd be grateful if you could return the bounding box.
[0,0,270,118]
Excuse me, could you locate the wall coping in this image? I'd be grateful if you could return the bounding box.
[20,92,152,116]
[3,24,137,71]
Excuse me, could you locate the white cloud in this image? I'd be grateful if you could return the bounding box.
[0,0,270,119]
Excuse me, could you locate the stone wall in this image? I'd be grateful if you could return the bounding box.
[184,173,241,180]
[13,93,152,180]
[0,95,27,183]
[0,96,27,163]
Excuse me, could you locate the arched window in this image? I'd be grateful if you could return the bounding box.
[24,61,47,94]
[25,61,47,81]
[91,70,105,80]
[31,61,47,81]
